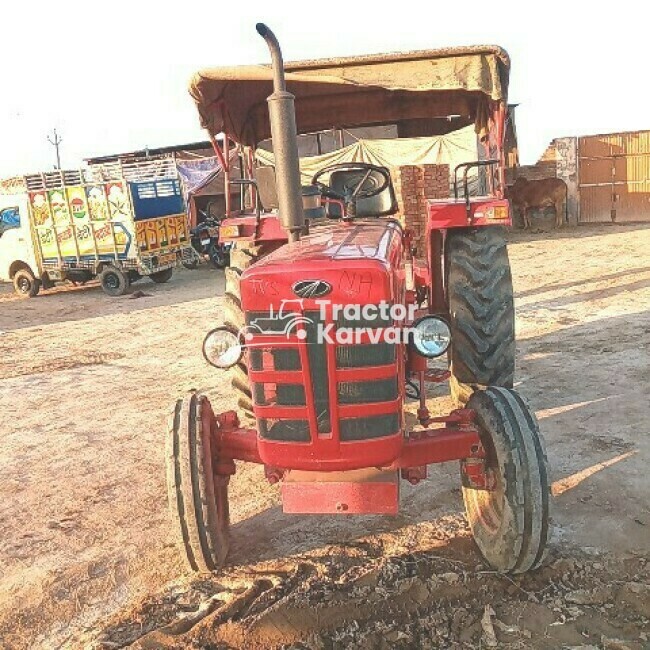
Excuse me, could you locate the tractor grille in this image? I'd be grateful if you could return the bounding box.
[304,311,331,433]
[246,305,400,444]
[337,343,395,368]
[340,413,400,441]
[338,377,397,404]
[258,419,310,442]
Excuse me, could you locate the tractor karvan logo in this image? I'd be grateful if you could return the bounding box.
[242,300,448,347]
[292,279,332,298]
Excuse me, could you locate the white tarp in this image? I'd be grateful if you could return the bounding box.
[255,126,480,192]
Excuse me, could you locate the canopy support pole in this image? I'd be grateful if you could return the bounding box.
[209,128,231,217]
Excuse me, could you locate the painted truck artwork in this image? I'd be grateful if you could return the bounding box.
[30,181,132,262]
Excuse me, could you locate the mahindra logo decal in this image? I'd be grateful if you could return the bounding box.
[292,279,332,298]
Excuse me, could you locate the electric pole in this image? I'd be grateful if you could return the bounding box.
[47,128,63,169]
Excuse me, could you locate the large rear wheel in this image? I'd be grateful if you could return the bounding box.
[462,387,551,574]
[166,392,230,572]
[446,227,515,406]
[223,243,273,421]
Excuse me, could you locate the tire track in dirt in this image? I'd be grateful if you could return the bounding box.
[89,528,649,649]
[0,352,125,379]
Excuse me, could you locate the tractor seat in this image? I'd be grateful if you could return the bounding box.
[325,168,398,218]
[254,165,325,219]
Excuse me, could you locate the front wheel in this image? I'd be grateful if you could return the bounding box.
[207,243,229,269]
[462,387,551,574]
[13,268,40,297]
[166,392,230,572]
[150,268,173,284]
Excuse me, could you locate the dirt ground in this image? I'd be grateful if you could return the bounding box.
[0,223,648,649]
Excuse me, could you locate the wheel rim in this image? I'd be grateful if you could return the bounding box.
[17,277,31,293]
[463,423,505,536]
[465,469,504,535]
[105,273,119,290]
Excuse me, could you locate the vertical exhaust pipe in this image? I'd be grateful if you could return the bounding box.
[256,23,305,242]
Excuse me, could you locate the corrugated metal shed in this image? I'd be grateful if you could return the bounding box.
[579,130,650,223]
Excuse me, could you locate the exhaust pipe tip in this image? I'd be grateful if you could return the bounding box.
[257,22,305,241]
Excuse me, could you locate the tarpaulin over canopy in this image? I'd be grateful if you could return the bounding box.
[176,156,222,201]
[176,150,241,199]
[255,126,480,192]
[189,46,510,147]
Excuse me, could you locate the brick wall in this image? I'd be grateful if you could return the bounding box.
[392,164,449,257]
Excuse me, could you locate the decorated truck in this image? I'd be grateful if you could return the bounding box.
[0,167,195,297]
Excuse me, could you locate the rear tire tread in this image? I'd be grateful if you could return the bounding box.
[446,228,515,405]
[224,243,274,422]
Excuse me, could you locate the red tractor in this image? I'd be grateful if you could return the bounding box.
[167,25,550,575]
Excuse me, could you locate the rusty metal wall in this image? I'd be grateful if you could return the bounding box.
[579,131,650,222]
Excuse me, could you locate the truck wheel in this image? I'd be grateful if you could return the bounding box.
[462,387,550,574]
[151,268,173,284]
[99,265,130,296]
[446,227,515,406]
[167,392,230,572]
[13,268,40,297]
[224,244,274,421]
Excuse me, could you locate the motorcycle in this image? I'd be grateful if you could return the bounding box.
[184,213,231,270]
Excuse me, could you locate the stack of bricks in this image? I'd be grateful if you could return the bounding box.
[392,164,450,257]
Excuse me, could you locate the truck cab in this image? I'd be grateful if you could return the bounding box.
[0,194,41,295]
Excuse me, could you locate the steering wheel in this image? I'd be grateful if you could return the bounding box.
[311,163,391,202]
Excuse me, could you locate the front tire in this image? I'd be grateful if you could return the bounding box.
[446,227,515,406]
[151,268,173,284]
[13,268,40,297]
[166,392,230,572]
[462,387,551,574]
[99,265,130,297]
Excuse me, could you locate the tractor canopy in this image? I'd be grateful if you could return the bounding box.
[189,45,510,147]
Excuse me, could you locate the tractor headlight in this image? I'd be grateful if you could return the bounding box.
[202,327,243,369]
[411,316,451,358]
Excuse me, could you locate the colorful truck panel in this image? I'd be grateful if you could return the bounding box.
[29,179,190,267]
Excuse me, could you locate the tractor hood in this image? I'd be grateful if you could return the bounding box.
[240,220,405,309]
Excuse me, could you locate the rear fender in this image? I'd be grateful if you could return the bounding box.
[219,213,288,246]
[427,198,511,231]
[426,198,511,312]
